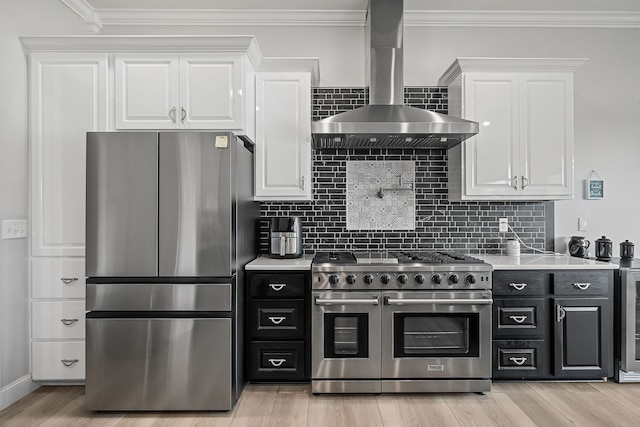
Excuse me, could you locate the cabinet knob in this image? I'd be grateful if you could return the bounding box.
[60,318,79,326]
[573,282,591,290]
[521,176,529,189]
[60,277,78,285]
[181,107,186,123]
[513,176,519,190]
[169,107,177,123]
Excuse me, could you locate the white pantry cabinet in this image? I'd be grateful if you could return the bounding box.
[439,58,587,201]
[254,59,319,201]
[115,53,254,136]
[29,52,109,256]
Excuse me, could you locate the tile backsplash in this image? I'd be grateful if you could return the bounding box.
[259,87,548,255]
[346,161,415,230]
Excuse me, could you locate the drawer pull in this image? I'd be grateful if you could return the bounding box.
[509,315,528,324]
[268,316,286,325]
[60,277,78,285]
[60,318,79,326]
[573,282,591,290]
[269,283,287,292]
[61,359,79,367]
[509,283,527,291]
[268,358,286,367]
[509,356,528,366]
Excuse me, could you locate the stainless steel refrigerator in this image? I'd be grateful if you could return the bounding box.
[84,131,259,411]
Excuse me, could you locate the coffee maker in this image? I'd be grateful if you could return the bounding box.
[269,217,303,258]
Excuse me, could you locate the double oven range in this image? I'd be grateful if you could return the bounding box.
[311,251,493,394]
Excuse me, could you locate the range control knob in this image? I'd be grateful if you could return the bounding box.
[414,274,426,285]
[448,274,460,285]
[380,274,391,285]
[465,274,477,286]
[346,274,357,285]
[432,274,443,285]
[363,274,374,285]
[329,274,340,285]
[397,274,408,285]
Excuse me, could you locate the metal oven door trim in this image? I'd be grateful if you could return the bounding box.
[311,291,382,380]
[381,290,493,379]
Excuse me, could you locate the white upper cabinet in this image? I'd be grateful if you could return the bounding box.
[115,53,246,131]
[254,59,319,201]
[440,58,587,201]
[29,52,108,256]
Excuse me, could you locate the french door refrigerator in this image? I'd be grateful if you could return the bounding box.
[84,131,259,411]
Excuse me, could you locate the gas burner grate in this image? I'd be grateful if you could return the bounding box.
[390,251,485,264]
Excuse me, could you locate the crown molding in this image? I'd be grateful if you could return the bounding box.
[259,57,320,86]
[438,57,589,86]
[407,11,640,28]
[58,1,640,33]
[20,35,263,66]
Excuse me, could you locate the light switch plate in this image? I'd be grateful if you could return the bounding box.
[2,219,28,239]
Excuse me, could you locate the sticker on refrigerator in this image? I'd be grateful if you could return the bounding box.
[215,135,229,148]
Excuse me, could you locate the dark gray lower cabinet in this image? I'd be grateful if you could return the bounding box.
[246,270,310,382]
[492,269,614,381]
[553,297,612,379]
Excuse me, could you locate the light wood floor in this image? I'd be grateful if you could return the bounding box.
[2,381,640,427]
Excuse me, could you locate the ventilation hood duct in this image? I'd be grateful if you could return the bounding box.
[311,0,478,150]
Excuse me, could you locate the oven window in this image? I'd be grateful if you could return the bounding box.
[393,313,480,358]
[324,314,369,359]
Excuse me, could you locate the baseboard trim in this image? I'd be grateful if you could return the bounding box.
[0,375,39,411]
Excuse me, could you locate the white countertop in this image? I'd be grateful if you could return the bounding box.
[473,254,619,270]
[245,254,313,271]
[245,253,619,271]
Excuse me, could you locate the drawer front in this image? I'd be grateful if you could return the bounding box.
[32,301,86,339]
[493,272,545,296]
[494,298,544,338]
[32,341,85,381]
[493,340,545,379]
[249,300,304,339]
[553,271,612,296]
[249,273,306,298]
[249,341,305,381]
[32,258,86,299]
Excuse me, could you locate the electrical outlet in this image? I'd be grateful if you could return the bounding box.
[498,218,509,233]
[2,219,28,239]
[578,217,587,231]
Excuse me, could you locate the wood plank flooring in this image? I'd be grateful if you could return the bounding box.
[2,382,640,427]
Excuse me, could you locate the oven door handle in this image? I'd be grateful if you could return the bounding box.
[315,297,380,306]
[385,298,493,305]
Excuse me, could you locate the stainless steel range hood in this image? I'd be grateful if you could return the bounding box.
[311,0,478,150]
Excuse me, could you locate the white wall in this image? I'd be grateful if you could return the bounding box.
[0,0,86,410]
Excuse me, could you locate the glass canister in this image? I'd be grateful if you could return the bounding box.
[506,239,520,256]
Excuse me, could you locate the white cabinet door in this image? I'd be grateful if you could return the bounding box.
[254,72,311,200]
[180,54,243,130]
[462,74,520,197]
[114,54,180,129]
[32,342,85,381]
[115,53,245,130]
[449,68,575,200]
[30,53,108,256]
[520,73,574,198]
[31,258,86,299]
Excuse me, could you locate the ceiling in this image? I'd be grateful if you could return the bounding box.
[61,0,640,34]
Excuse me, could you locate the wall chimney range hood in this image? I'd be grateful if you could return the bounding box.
[311,0,479,150]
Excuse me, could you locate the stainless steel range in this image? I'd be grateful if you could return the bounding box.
[311,251,493,394]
